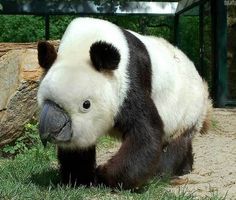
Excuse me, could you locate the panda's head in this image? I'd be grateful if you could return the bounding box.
[37,19,129,149]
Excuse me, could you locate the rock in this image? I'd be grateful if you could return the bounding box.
[0,41,59,58]
[0,49,43,147]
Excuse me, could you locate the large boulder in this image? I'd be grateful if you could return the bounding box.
[0,49,42,147]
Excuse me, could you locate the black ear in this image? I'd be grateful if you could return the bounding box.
[89,41,120,71]
[37,41,57,70]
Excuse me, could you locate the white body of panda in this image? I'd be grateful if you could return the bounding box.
[37,17,212,189]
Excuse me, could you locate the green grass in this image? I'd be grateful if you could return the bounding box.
[211,118,219,129]
[0,126,226,200]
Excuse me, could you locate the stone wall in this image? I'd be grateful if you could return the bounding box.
[0,49,41,146]
[0,41,59,146]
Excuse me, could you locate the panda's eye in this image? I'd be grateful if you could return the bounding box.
[80,100,91,113]
[83,100,91,109]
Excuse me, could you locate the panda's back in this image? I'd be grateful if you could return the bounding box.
[58,18,210,141]
[133,34,210,141]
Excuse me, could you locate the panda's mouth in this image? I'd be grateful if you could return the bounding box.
[39,100,73,147]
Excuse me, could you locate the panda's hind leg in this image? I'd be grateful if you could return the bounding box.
[157,128,194,177]
[57,146,96,186]
[175,138,193,176]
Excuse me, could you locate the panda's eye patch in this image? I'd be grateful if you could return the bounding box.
[83,100,91,109]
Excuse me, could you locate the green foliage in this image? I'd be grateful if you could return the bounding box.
[50,15,76,40]
[0,15,173,42]
[102,15,174,42]
[0,15,45,42]
[176,3,214,89]
[211,119,219,129]
[178,15,200,69]
[1,123,40,157]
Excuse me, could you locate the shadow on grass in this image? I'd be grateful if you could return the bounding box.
[30,168,60,188]
[29,168,170,195]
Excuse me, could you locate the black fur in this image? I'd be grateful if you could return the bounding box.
[121,30,152,95]
[57,146,96,186]
[55,29,194,189]
[96,30,164,189]
[89,41,120,71]
[157,128,194,176]
[96,30,195,189]
[37,41,57,70]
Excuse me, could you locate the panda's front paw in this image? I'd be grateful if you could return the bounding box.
[95,164,114,187]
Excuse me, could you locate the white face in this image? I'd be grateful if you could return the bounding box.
[37,59,119,149]
[38,18,130,149]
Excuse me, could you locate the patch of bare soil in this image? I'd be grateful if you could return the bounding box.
[169,108,236,199]
[97,109,236,199]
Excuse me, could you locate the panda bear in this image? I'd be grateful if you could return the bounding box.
[37,17,212,189]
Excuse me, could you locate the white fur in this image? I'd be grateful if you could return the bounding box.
[38,18,130,149]
[38,17,211,149]
[131,33,210,141]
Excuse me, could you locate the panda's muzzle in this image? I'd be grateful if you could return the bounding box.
[39,100,72,147]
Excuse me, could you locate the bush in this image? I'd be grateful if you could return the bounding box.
[0,15,45,42]
[1,123,40,158]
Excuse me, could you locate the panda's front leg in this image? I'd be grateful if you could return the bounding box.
[96,122,163,189]
[57,145,96,186]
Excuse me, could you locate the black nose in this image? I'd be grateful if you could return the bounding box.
[39,100,72,146]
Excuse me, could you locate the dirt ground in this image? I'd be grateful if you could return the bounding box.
[169,108,236,199]
[97,109,236,199]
